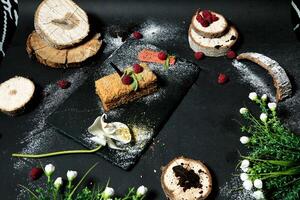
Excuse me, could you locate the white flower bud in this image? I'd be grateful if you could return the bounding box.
[137,185,148,196]
[252,190,264,199]
[243,180,253,190]
[254,179,263,189]
[45,164,55,176]
[268,103,277,111]
[241,160,250,169]
[241,167,249,172]
[103,187,115,198]
[239,108,248,115]
[249,92,258,101]
[261,94,267,101]
[67,170,78,182]
[260,113,268,123]
[240,173,249,181]
[240,136,250,144]
[54,177,63,189]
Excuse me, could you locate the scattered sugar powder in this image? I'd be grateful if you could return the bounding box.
[232,60,275,101]
[13,69,89,171]
[139,20,183,43]
[220,176,253,200]
[103,35,124,54]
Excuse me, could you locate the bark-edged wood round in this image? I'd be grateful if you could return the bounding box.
[0,76,35,116]
[26,31,102,68]
[237,52,292,101]
[34,0,90,49]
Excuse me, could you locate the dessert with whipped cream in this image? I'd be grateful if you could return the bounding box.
[161,157,212,200]
[188,9,238,57]
[95,63,158,111]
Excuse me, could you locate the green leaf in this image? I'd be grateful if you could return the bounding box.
[130,73,139,91]
[163,56,170,70]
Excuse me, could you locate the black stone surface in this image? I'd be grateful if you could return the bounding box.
[47,40,200,170]
[0,0,300,199]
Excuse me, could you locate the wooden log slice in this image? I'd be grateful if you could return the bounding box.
[34,0,90,49]
[237,52,292,101]
[26,31,102,68]
[0,76,35,116]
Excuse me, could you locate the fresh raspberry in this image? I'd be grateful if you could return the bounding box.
[196,14,209,27]
[227,50,237,59]
[218,73,229,84]
[57,80,71,89]
[29,167,43,181]
[133,63,144,74]
[121,75,133,85]
[133,31,143,39]
[202,10,213,23]
[212,14,219,22]
[158,51,167,60]
[194,52,204,60]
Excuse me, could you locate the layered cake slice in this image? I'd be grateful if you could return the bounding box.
[188,25,238,57]
[95,63,158,111]
[191,10,228,38]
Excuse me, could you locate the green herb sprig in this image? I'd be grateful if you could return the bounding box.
[21,163,148,200]
[237,92,300,200]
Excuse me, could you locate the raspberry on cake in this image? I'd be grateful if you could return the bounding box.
[95,63,158,111]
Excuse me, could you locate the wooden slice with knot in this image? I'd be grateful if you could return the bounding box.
[34,0,90,49]
[0,76,35,116]
[26,31,102,68]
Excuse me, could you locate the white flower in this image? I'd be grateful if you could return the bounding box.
[45,164,55,176]
[249,92,258,101]
[54,177,63,189]
[137,185,148,196]
[240,136,250,144]
[88,114,131,150]
[243,180,253,190]
[241,160,250,169]
[261,94,267,101]
[252,190,264,199]
[254,179,263,189]
[67,170,78,182]
[241,167,249,172]
[239,108,248,115]
[103,187,115,198]
[240,173,249,181]
[268,103,277,111]
[260,113,268,123]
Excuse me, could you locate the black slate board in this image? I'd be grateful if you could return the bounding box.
[47,39,200,170]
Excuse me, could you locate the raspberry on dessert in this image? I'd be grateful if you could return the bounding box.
[202,10,213,23]
[194,52,204,60]
[218,73,229,84]
[227,50,237,59]
[196,14,209,27]
[57,80,71,89]
[212,14,219,22]
[158,51,167,60]
[133,63,144,74]
[29,167,43,181]
[133,31,143,39]
[122,75,133,85]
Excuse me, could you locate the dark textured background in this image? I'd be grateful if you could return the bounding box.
[0,0,300,199]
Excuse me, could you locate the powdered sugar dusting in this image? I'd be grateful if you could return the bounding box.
[13,69,89,171]
[103,36,124,54]
[220,176,253,200]
[139,20,182,43]
[232,59,275,101]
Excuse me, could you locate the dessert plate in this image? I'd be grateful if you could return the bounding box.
[47,39,200,170]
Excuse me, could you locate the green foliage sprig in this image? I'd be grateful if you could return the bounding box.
[237,92,300,200]
[20,163,148,200]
